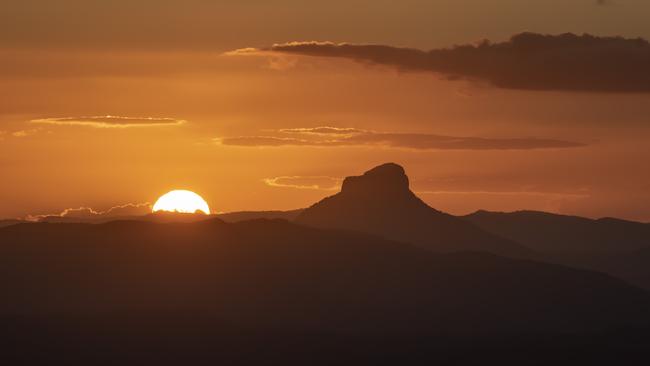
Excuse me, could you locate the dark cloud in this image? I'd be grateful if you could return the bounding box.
[235,33,650,93]
[217,126,584,150]
[31,116,186,128]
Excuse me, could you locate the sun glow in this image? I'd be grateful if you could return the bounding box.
[152,190,210,215]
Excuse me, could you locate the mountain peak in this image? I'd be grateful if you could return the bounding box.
[297,162,533,258]
[341,163,409,195]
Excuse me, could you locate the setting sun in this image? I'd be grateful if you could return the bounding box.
[152,190,210,215]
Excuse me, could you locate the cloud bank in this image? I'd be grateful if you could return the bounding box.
[217,126,584,151]
[231,33,650,92]
[31,116,186,128]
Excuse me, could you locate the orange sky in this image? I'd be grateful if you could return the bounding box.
[1,0,650,221]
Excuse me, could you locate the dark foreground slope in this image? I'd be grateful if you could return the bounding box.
[296,163,532,258]
[1,219,650,364]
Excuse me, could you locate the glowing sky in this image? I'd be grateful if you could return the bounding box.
[2,0,650,221]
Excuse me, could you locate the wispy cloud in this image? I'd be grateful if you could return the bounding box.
[279,127,366,136]
[26,202,152,221]
[11,128,42,137]
[31,116,186,128]
[216,136,316,147]
[263,176,342,191]
[0,128,45,140]
[217,126,585,151]
[229,33,650,93]
[416,190,589,199]
[222,47,268,56]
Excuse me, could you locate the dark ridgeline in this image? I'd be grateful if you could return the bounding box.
[217,209,304,223]
[2,163,650,364]
[463,210,650,253]
[296,163,532,258]
[464,210,650,289]
[23,209,303,226]
[0,219,24,228]
[1,218,650,364]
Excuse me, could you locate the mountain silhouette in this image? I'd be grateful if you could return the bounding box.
[2,219,650,363]
[296,163,532,258]
[0,219,23,228]
[464,210,650,289]
[2,219,650,364]
[218,209,304,222]
[464,210,650,252]
[26,209,305,225]
[1,219,648,333]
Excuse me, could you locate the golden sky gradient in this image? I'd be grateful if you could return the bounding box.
[1,0,650,221]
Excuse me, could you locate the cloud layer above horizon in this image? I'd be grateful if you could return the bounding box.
[230,32,650,93]
[217,126,584,151]
[26,202,152,221]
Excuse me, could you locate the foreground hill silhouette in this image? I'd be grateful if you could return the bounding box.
[1,219,650,364]
[296,163,532,258]
[464,210,650,289]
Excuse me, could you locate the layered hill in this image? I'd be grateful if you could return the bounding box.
[463,210,650,289]
[0,218,648,336]
[464,210,650,253]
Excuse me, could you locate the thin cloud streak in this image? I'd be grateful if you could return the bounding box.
[416,190,589,199]
[279,127,366,136]
[263,176,342,191]
[12,128,41,137]
[31,116,186,128]
[216,136,316,147]
[217,126,585,151]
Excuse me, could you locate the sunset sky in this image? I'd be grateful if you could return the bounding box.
[2,0,650,221]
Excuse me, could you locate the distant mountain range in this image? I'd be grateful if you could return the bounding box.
[3,163,650,363]
[4,163,650,290]
[1,218,648,336]
[463,210,650,288]
[0,219,23,228]
[463,210,650,253]
[217,209,304,223]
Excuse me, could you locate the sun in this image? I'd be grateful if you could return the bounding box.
[152,190,210,215]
